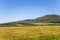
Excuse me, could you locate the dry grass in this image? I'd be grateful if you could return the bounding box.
[0,26,60,40]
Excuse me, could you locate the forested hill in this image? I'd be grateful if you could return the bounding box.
[0,14,60,26]
[18,14,60,23]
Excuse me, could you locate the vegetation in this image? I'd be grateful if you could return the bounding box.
[0,14,60,26]
[0,15,60,40]
[18,14,60,23]
[0,26,60,40]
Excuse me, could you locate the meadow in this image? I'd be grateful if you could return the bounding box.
[0,26,60,40]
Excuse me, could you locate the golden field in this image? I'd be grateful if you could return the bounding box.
[0,26,60,40]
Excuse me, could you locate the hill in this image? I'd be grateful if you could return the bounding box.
[17,14,60,23]
[34,14,60,23]
[0,14,60,26]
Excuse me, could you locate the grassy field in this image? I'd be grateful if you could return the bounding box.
[0,26,60,40]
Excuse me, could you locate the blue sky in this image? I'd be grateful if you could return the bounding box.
[0,0,60,23]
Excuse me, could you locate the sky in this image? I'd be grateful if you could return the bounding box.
[0,0,60,23]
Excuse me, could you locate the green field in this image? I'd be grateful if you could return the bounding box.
[0,26,60,40]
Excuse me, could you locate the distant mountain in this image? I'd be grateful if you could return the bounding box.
[18,14,60,23]
[0,14,60,26]
[35,14,60,23]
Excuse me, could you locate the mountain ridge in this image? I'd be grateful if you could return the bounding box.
[0,14,60,26]
[18,14,60,23]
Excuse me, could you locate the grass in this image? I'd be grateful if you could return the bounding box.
[0,26,60,40]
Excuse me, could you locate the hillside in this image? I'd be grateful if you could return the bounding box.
[17,14,60,23]
[0,14,60,26]
[35,15,60,23]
